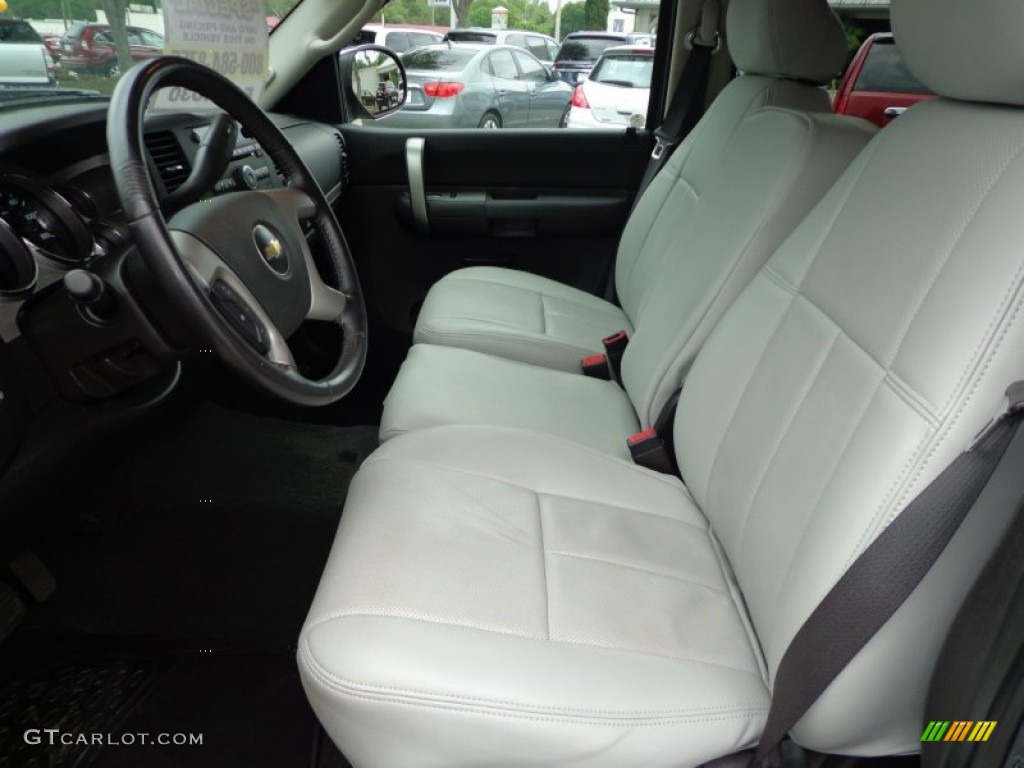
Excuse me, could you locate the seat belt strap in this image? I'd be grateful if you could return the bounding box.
[750,381,1024,768]
[632,0,719,211]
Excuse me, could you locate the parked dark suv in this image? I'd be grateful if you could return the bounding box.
[60,22,163,77]
[552,31,629,85]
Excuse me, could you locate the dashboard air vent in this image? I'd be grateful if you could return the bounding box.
[143,131,191,193]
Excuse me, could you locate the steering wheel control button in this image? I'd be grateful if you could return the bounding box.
[253,223,289,276]
[210,279,270,354]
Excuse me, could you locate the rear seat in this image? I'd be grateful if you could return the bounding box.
[299,0,1024,764]
[380,0,875,455]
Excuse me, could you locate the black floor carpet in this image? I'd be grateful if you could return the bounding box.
[1,403,377,767]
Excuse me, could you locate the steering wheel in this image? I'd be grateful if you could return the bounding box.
[106,57,366,406]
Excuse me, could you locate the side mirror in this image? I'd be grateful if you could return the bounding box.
[339,44,407,118]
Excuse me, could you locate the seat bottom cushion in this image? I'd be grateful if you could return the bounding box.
[414,267,632,373]
[380,344,641,457]
[298,426,771,768]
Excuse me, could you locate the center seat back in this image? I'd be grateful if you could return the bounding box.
[615,0,861,425]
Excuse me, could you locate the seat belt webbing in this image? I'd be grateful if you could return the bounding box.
[751,381,1024,767]
[632,1,719,210]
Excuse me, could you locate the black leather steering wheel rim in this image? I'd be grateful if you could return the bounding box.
[107,56,367,406]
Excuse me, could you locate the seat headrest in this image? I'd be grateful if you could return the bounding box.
[727,0,847,85]
[892,0,1024,105]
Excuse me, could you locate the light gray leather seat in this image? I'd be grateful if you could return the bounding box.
[381,2,874,452]
[299,0,1024,764]
[382,110,873,450]
[412,0,849,374]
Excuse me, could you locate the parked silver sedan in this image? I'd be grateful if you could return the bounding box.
[384,43,572,129]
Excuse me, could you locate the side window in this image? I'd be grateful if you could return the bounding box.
[526,36,549,61]
[140,30,164,48]
[513,51,547,84]
[384,32,411,53]
[854,40,931,95]
[127,30,145,46]
[489,50,518,81]
[94,30,113,44]
[349,27,664,131]
[408,32,440,49]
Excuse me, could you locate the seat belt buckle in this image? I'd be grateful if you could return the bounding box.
[651,137,672,161]
[627,428,676,474]
[581,353,611,380]
[602,330,629,383]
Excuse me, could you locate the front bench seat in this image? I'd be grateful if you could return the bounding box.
[382,106,874,451]
[299,0,1024,763]
[412,0,849,375]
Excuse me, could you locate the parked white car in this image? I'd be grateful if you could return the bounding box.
[565,45,654,130]
[353,24,443,54]
[0,19,55,87]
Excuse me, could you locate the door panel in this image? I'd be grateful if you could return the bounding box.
[337,126,650,336]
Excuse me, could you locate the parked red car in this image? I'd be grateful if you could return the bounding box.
[59,22,163,77]
[833,32,935,127]
[40,33,62,62]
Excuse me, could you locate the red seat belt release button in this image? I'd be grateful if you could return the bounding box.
[581,353,612,379]
[627,428,676,474]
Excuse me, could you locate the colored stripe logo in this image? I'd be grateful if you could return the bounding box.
[922,721,997,742]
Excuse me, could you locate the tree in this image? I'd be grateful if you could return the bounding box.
[452,0,473,28]
[583,0,607,31]
[467,0,553,34]
[558,1,586,38]
[99,0,132,76]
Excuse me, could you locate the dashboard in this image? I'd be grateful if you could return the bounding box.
[0,101,348,343]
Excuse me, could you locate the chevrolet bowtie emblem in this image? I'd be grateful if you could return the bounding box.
[263,237,283,262]
[253,224,289,275]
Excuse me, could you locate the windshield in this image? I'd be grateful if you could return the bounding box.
[402,48,476,72]
[0,0,302,107]
[556,38,622,63]
[855,38,932,95]
[589,54,653,88]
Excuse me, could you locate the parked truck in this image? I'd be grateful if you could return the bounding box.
[0,19,56,87]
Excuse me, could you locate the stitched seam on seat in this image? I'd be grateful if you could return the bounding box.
[763,367,888,653]
[367,456,703,528]
[546,550,727,595]
[537,495,551,640]
[847,280,1024,572]
[735,324,842,564]
[642,111,823,424]
[762,268,940,424]
[299,637,768,716]
[773,138,885,293]
[365,432,689,493]
[539,292,548,335]
[306,612,760,673]
[417,326,600,358]
[702,279,795,503]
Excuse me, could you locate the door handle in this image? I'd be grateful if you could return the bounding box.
[405,138,428,235]
[883,106,908,118]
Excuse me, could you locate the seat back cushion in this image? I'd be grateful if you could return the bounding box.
[674,96,1024,754]
[619,103,875,424]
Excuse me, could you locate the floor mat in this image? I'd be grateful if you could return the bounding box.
[22,404,379,640]
[0,647,342,768]
[1,402,374,767]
